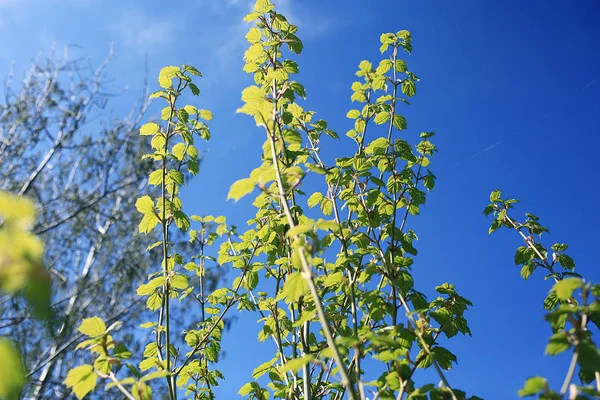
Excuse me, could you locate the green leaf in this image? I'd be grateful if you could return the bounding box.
[136,196,155,215]
[139,123,160,136]
[238,382,258,396]
[489,189,501,202]
[254,0,274,13]
[139,214,159,235]
[395,59,407,72]
[553,278,582,300]
[137,277,165,296]
[520,262,535,280]
[545,332,571,356]
[77,317,106,337]
[281,355,314,373]
[146,292,162,312]
[245,27,262,43]
[64,364,97,400]
[365,137,389,155]
[172,143,186,160]
[199,109,213,121]
[148,170,162,186]
[282,272,308,303]
[227,178,255,202]
[173,210,190,232]
[189,83,200,96]
[432,347,456,370]
[401,79,416,97]
[358,60,372,71]
[287,224,312,238]
[324,272,343,288]
[0,339,24,399]
[376,59,393,75]
[514,246,533,265]
[551,243,568,252]
[168,170,184,185]
[320,197,333,216]
[393,114,407,130]
[578,340,600,371]
[518,376,547,396]
[158,66,180,88]
[251,357,277,379]
[307,192,323,208]
[346,110,360,119]
[113,343,133,359]
[374,112,390,125]
[557,254,575,270]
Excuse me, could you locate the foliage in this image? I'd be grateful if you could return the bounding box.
[1,1,596,399]
[0,48,157,398]
[486,190,600,399]
[0,191,51,399]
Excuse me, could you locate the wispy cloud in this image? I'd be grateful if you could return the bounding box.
[107,8,175,52]
[582,76,599,91]
[274,0,337,39]
[467,140,504,161]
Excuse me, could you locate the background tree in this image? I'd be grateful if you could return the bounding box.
[0,46,154,398]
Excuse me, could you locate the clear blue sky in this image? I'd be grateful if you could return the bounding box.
[2,0,599,398]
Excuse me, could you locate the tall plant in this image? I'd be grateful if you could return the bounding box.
[64,1,482,399]
[225,1,477,399]
[486,191,600,399]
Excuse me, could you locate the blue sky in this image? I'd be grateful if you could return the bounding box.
[2,0,599,398]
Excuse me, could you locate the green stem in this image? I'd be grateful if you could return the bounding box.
[266,78,357,400]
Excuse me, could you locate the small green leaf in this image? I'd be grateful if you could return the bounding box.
[136,196,155,215]
[545,332,571,356]
[282,272,308,303]
[227,178,255,202]
[489,189,501,202]
[307,192,323,208]
[577,340,600,371]
[199,109,213,121]
[518,376,547,396]
[401,79,416,97]
[324,272,343,288]
[172,143,186,160]
[393,114,407,130]
[254,0,274,13]
[281,355,314,373]
[557,254,575,270]
[553,278,582,300]
[77,317,106,337]
[168,170,184,185]
[158,66,180,88]
[139,123,160,136]
[238,382,258,396]
[139,214,159,234]
[0,339,24,399]
[252,357,277,379]
[346,110,360,119]
[376,59,393,75]
[245,27,262,43]
[374,112,390,125]
[64,364,97,400]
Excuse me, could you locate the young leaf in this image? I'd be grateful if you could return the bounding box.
[227,178,255,202]
[77,317,106,337]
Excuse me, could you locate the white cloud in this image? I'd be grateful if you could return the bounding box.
[107,8,175,51]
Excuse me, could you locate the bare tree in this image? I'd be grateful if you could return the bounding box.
[0,45,154,399]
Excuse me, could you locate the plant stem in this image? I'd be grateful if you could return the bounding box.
[560,351,579,395]
[265,76,357,399]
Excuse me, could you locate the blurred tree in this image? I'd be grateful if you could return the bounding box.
[0,45,153,399]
